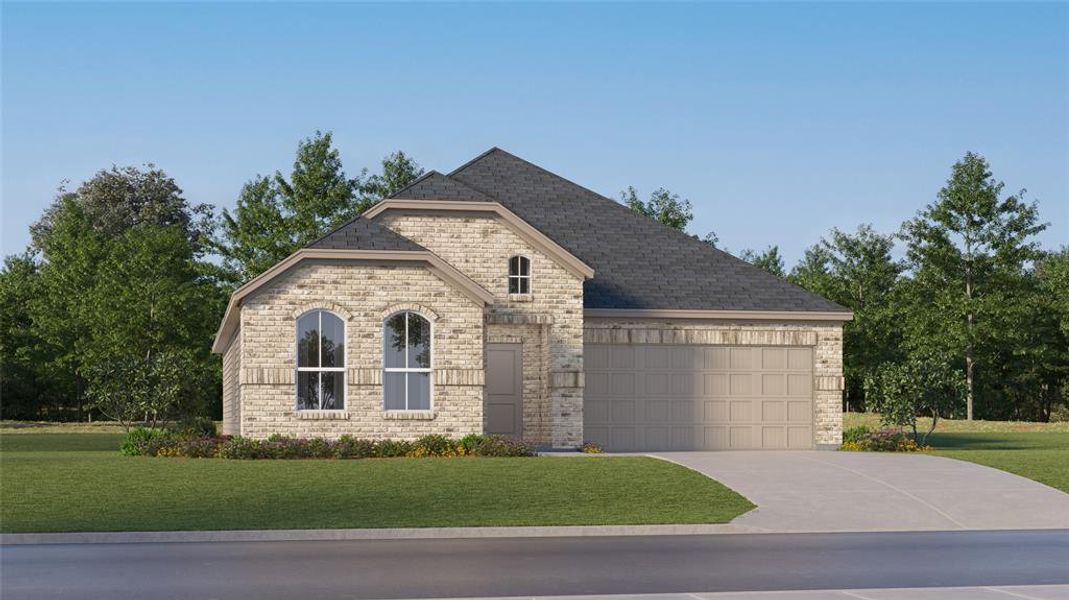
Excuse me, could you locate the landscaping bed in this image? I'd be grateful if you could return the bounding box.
[0,429,754,533]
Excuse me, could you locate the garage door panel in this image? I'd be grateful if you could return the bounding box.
[761,348,786,370]
[788,374,811,396]
[788,426,812,448]
[705,373,728,396]
[705,348,730,370]
[762,426,786,449]
[610,373,635,396]
[585,344,814,451]
[762,373,786,396]
[761,400,786,422]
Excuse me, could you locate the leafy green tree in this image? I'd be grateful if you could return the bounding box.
[357,150,424,214]
[865,352,966,445]
[900,152,1047,419]
[215,133,423,281]
[30,165,213,255]
[621,186,693,231]
[81,225,223,424]
[739,246,786,277]
[790,225,904,409]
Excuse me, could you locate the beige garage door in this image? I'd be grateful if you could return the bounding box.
[584,345,814,451]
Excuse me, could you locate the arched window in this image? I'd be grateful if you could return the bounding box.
[383,311,432,411]
[508,255,531,294]
[296,310,345,410]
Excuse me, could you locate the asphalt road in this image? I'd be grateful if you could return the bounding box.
[3,530,1068,600]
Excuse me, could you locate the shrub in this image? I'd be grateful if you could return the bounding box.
[409,434,460,457]
[458,433,486,455]
[218,437,266,459]
[865,353,965,445]
[471,435,533,457]
[120,426,173,456]
[376,439,413,458]
[577,441,603,454]
[305,437,333,459]
[333,435,376,459]
[841,428,921,452]
[842,426,870,445]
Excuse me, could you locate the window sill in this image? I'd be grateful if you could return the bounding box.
[508,293,533,303]
[383,410,436,421]
[295,410,349,420]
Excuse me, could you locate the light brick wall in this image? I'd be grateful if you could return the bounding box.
[236,261,484,439]
[584,319,845,447]
[221,332,241,435]
[376,212,585,447]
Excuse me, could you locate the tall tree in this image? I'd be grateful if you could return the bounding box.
[739,246,786,277]
[13,166,223,421]
[900,152,1047,419]
[790,225,904,409]
[621,186,693,231]
[215,133,423,282]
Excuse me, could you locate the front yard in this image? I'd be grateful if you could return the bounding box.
[0,428,754,533]
[844,413,1069,493]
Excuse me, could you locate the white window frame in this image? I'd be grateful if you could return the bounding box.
[295,310,346,411]
[383,311,433,412]
[508,255,531,294]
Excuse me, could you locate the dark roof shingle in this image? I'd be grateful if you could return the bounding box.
[308,216,426,252]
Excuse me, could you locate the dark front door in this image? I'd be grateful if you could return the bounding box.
[485,343,522,438]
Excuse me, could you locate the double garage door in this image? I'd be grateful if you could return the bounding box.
[584,344,814,451]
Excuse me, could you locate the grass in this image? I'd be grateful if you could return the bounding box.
[844,412,1069,493]
[0,429,754,533]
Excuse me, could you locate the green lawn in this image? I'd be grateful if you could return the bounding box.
[844,412,1069,493]
[0,431,754,533]
[928,432,1069,494]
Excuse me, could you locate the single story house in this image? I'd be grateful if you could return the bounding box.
[213,148,851,451]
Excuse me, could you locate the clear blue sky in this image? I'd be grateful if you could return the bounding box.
[3,2,1066,264]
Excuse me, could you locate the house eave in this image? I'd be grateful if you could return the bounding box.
[583,308,855,322]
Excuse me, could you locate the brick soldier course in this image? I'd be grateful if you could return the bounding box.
[214,148,851,450]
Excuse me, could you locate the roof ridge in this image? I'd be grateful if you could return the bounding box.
[385,170,441,200]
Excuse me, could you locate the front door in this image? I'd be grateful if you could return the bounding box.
[485,343,522,438]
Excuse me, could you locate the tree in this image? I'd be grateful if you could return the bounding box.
[739,246,786,277]
[865,353,966,445]
[14,166,223,421]
[79,224,223,419]
[215,133,423,281]
[790,225,904,409]
[900,152,1047,419]
[30,165,213,256]
[621,186,693,231]
[357,150,424,214]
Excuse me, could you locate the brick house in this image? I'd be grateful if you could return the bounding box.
[213,148,851,450]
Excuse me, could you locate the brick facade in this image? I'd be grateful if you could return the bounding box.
[234,261,485,439]
[375,211,585,447]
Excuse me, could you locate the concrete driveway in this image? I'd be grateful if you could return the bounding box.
[653,451,1069,532]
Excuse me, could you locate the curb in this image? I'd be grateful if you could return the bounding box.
[0,523,762,545]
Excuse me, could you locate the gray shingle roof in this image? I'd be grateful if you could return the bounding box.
[319,147,845,313]
[308,215,426,252]
[391,170,494,202]
[445,148,846,312]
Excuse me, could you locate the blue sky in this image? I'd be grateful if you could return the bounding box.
[2,2,1066,264]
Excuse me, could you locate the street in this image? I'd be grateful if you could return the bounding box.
[2,530,1067,599]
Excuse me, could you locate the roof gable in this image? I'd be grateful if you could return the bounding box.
[389,170,494,202]
[308,214,426,252]
[446,148,847,313]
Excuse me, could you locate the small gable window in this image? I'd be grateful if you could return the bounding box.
[508,256,531,294]
[383,311,432,411]
[296,310,345,410]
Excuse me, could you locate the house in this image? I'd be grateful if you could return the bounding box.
[212,148,851,451]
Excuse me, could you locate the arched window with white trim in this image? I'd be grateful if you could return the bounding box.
[383,311,432,411]
[508,255,531,294]
[296,310,345,410]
